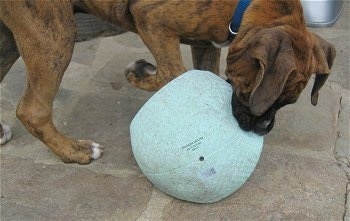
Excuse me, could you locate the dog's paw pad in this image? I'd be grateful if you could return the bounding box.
[125,59,157,79]
[0,124,12,145]
[90,142,103,160]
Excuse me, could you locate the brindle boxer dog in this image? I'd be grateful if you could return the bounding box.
[0,0,336,164]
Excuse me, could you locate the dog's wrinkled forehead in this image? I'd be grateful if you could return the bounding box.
[225,27,336,116]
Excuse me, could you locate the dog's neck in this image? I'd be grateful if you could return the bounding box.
[211,0,251,48]
[228,0,251,40]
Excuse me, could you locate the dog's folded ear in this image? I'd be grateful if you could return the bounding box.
[310,33,336,106]
[248,30,297,116]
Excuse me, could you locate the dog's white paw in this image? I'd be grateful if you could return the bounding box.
[91,142,103,160]
[0,124,12,145]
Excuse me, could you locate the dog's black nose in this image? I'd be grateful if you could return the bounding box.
[256,119,272,129]
[253,115,275,135]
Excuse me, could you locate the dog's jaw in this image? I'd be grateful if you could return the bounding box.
[231,93,276,135]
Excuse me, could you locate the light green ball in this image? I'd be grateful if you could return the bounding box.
[130,70,263,203]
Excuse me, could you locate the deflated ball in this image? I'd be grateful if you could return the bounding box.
[130,70,263,203]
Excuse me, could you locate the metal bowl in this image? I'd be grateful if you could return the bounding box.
[301,0,344,27]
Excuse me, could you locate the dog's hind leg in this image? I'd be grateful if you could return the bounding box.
[0,1,102,164]
[0,21,19,144]
[0,21,19,82]
[0,124,12,145]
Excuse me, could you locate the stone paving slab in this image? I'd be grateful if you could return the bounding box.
[1,3,349,221]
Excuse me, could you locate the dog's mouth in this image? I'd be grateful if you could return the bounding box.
[231,93,276,136]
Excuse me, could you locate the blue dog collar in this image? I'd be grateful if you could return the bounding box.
[228,0,251,40]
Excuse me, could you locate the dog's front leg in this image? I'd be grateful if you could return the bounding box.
[1,1,102,164]
[125,17,186,91]
[191,45,221,75]
[125,32,186,91]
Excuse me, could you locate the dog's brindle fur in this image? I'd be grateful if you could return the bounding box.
[0,0,335,164]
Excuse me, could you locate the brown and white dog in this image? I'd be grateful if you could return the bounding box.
[0,0,336,164]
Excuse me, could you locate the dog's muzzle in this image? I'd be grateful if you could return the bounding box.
[231,93,276,136]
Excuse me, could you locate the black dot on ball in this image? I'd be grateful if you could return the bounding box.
[199,156,204,161]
